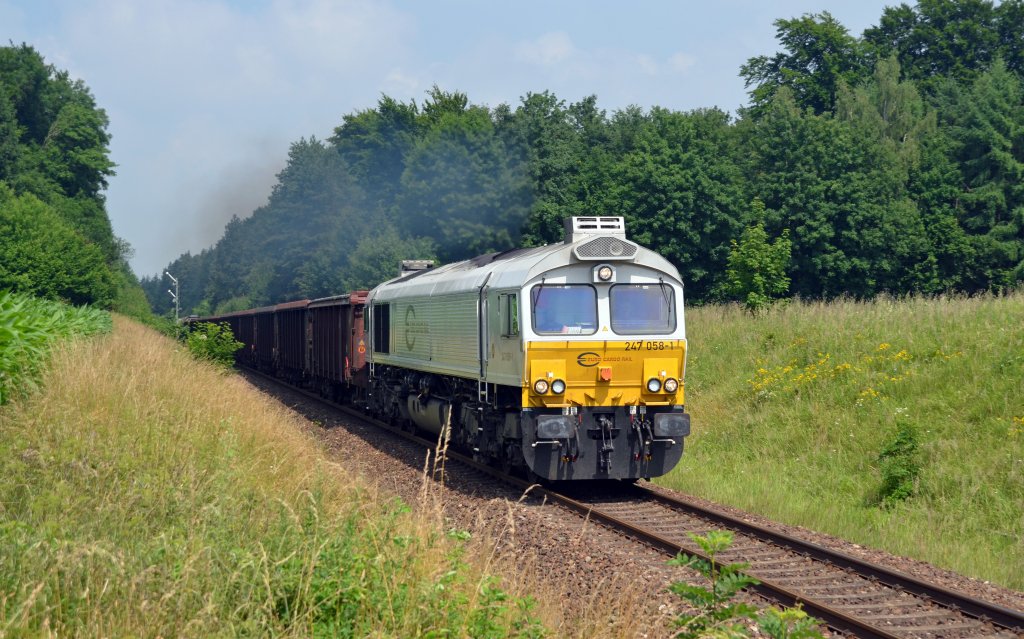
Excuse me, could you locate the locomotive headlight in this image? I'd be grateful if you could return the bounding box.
[663,377,679,393]
[646,378,662,393]
[534,379,550,394]
[551,379,566,394]
[594,264,615,283]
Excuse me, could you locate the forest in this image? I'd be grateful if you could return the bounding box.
[4,2,1020,318]
[0,44,149,316]
[143,0,1023,316]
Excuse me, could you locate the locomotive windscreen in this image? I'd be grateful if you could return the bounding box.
[531,284,598,335]
[609,283,676,334]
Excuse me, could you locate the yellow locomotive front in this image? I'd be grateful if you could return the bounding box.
[516,237,690,481]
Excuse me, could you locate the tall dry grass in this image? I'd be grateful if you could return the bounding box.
[0,316,548,637]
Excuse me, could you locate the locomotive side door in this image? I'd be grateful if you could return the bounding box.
[483,288,524,388]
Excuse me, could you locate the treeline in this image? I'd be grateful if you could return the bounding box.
[0,45,149,315]
[145,0,1024,315]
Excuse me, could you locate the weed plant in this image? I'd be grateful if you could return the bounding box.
[876,422,921,506]
[0,290,111,405]
[0,317,544,637]
[668,531,823,639]
[661,293,1024,589]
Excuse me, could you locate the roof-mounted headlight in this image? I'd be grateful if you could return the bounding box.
[594,264,616,283]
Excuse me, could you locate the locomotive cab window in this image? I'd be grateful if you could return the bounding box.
[372,303,391,353]
[499,293,519,337]
[531,284,597,335]
[610,284,675,334]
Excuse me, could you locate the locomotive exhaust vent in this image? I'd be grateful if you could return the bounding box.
[564,216,626,243]
[399,259,434,277]
[565,216,638,261]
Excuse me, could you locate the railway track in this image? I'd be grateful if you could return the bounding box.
[547,484,1024,639]
[244,368,1024,639]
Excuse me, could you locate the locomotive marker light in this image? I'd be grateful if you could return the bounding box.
[647,377,662,393]
[534,379,550,394]
[551,379,566,394]
[663,377,679,393]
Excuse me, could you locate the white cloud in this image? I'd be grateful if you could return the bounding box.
[514,32,575,67]
[383,68,423,95]
[633,53,659,76]
[668,52,697,73]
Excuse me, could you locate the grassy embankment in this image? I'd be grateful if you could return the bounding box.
[661,293,1024,590]
[0,311,548,637]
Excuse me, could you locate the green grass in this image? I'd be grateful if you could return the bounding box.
[0,316,545,637]
[0,290,111,405]
[661,293,1024,590]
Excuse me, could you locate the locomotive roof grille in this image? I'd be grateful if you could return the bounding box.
[574,236,639,261]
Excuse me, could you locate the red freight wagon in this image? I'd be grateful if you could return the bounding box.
[252,306,276,371]
[274,300,310,381]
[307,291,368,402]
[233,313,256,366]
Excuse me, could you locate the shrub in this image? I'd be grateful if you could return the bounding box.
[0,185,115,306]
[185,321,242,369]
[877,421,921,506]
[721,198,792,315]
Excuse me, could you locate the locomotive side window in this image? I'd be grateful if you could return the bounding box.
[610,284,675,334]
[531,285,597,335]
[499,293,519,337]
[372,303,391,353]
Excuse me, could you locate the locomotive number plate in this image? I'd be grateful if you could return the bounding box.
[624,340,671,351]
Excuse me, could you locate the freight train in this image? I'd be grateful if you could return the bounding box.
[193,217,690,481]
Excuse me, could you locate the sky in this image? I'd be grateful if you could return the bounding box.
[1,0,895,278]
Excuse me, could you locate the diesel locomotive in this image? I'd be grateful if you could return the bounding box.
[195,216,690,481]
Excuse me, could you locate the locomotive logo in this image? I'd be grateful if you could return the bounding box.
[404,306,430,351]
[405,306,416,350]
[576,352,601,367]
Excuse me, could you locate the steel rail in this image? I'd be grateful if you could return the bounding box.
[634,486,1024,634]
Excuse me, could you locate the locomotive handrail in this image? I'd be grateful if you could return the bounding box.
[531,439,562,448]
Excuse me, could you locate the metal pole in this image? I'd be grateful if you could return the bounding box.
[165,271,179,322]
